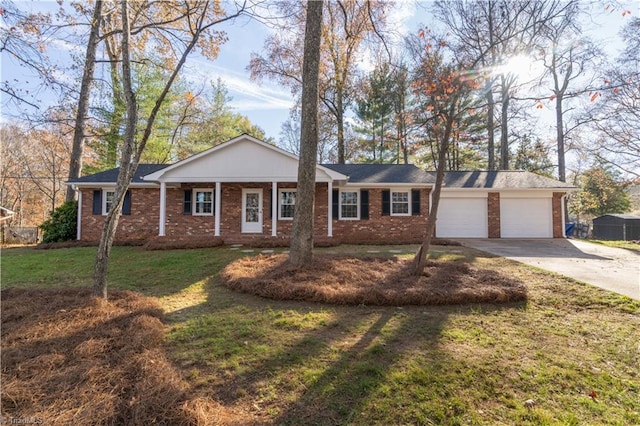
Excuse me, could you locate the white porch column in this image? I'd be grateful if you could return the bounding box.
[215,181,221,236]
[76,188,82,240]
[159,181,166,236]
[272,181,278,236]
[327,181,333,237]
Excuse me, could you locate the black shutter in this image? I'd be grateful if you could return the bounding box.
[332,189,339,219]
[381,190,390,216]
[269,189,273,219]
[360,190,369,220]
[123,190,131,215]
[92,190,102,215]
[411,189,420,216]
[183,190,192,215]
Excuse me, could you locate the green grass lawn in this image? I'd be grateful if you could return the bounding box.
[2,244,639,425]
[588,239,640,252]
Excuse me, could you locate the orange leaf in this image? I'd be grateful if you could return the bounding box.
[418,29,425,38]
[590,92,600,102]
[550,94,557,101]
[613,87,620,94]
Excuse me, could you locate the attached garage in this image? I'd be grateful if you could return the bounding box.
[436,194,488,238]
[500,196,553,238]
[433,171,573,239]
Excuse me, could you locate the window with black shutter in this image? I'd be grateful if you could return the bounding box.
[381,190,390,216]
[92,190,102,215]
[411,189,420,216]
[360,190,369,220]
[183,190,192,215]
[123,190,131,215]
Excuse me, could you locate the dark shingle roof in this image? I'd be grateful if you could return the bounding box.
[428,171,574,189]
[594,214,640,220]
[67,164,168,184]
[322,164,435,184]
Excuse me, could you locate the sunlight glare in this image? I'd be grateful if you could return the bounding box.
[494,54,538,81]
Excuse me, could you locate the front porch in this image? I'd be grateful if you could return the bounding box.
[157,181,335,240]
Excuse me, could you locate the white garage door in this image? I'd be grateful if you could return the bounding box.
[501,198,552,238]
[436,198,488,238]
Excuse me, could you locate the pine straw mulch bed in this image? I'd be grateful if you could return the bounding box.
[0,288,253,425]
[220,254,528,305]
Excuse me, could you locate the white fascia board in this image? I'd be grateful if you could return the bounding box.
[143,134,349,183]
[499,189,557,198]
[143,134,260,181]
[318,165,348,181]
[340,182,434,188]
[439,189,489,198]
[162,176,334,184]
[69,182,160,189]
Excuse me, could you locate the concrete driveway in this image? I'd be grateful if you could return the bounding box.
[461,239,640,300]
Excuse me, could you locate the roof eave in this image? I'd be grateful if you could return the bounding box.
[67,182,160,188]
[342,182,434,188]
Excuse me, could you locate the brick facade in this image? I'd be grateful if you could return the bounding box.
[79,184,432,244]
[79,188,160,242]
[78,185,566,243]
[552,192,565,238]
[487,192,501,238]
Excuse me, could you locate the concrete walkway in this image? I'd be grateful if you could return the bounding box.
[461,239,640,300]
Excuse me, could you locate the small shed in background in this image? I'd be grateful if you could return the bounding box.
[592,214,640,241]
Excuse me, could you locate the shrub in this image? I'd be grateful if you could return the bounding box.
[39,200,77,243]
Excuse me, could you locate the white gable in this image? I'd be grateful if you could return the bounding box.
[144,135,344,183]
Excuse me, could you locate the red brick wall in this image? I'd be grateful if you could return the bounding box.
[488,192,501,238]
[80,184,432,244]
[80,186,566,242]
[552,192,565,238]
[79,188,159,242]
[332,188,431,244]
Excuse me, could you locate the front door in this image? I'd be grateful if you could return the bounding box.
[242,188,263,233]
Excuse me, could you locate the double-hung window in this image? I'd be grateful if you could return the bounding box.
[391,190,410,216]
[279,189,296,219]
[193,189,214,215]
[95,189,131,216]
[103,190,116,215]
[340,190,359,219]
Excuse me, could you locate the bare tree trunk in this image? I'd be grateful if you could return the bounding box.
[91,0,246,298]
[412,98,458,275]
[289,0,323,268]
[336,95,345,164]
[93,0,136,298]
[499,77,510,170]
[66,0,103,201]
[486,89,495,170]
[555,94,566,181]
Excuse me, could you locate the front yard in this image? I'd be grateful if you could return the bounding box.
[2,244,639,425]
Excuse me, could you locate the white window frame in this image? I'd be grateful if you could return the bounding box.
[193,188,214,216]
[102,189,115,215]
[278,189,297,220]
[339,189,359,220]
[391,189,411,216]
